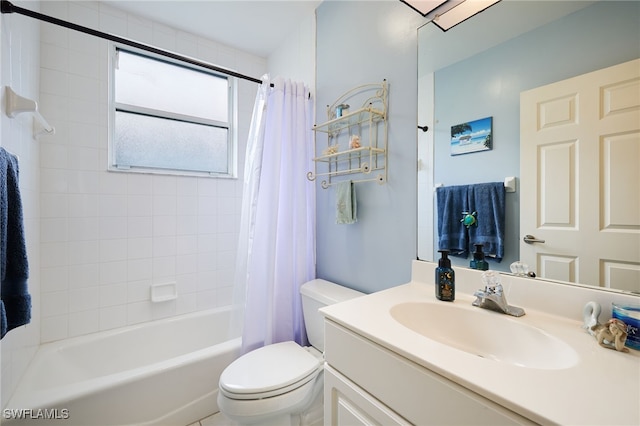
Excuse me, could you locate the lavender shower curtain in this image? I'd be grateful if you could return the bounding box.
[233,75,315,354]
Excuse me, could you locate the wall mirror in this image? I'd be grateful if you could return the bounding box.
[417,0,640,294]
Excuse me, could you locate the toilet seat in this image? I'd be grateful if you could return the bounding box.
[219,341,322,400]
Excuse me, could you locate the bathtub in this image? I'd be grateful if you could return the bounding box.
[3,307,241,426]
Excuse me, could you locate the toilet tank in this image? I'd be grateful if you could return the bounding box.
[300,279,364,352]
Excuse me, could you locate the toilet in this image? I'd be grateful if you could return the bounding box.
[217,279,364,425]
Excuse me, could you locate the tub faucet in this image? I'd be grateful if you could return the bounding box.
[472,273,525,317]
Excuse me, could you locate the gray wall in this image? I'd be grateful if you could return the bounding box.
[315,1,423,293]
[432,1,640,271]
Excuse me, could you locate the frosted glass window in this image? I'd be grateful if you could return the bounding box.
[115,112,229,173]
[110,46,235,177]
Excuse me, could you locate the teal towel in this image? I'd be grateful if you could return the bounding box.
[336,181,357,224]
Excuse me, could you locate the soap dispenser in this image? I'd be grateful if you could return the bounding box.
[470,243,489,271]
[435,250,455,301]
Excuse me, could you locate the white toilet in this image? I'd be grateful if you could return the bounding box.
[217,279,363,425]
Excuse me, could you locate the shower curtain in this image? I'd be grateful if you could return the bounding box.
[233,75,315,354]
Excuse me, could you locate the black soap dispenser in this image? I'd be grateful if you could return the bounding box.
[435,250,455,302]
[470,243,489,271]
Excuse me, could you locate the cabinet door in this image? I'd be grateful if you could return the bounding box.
[324,365,411,426]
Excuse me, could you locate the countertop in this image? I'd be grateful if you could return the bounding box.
[320,261,640,426]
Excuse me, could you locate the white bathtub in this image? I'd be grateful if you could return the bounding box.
[3,307,241,426]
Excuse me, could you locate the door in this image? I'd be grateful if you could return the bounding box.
[520,58,640,292]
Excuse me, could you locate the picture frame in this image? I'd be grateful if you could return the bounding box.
[450,116,492,155]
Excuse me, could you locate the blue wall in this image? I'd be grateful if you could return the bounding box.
[314,1,640,291]
[315,2,423,293]
[432,1,640,271]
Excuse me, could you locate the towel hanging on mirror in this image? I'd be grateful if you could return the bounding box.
[467,182,505,261]
[436,184,469,256]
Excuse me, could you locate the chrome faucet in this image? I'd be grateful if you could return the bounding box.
[472,272,525,317]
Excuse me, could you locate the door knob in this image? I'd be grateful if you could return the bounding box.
[523,234,545,244]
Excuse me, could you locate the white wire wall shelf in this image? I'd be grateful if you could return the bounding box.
[308,81,388,189]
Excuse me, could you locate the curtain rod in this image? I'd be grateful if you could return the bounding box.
[0,0,267,86]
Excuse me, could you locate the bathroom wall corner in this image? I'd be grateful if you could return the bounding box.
[1,1,42,408]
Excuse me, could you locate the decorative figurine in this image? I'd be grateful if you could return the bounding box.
[323,145,338,156]
[582,301,601,335]
[592,319,630,353]
[349,135,361,149]
[461,211,477,228]
[583,301,630,352]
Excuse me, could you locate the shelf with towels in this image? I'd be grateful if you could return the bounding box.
[308,81,388,189]
[4,86,55,135]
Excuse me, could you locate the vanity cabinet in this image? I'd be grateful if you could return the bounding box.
[323,320,536,426]
[325,366,410,425]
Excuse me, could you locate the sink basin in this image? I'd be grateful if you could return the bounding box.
[390,302,579,370]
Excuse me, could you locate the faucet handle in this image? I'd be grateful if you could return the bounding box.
[492,283,504,296]
[481,271,501,292]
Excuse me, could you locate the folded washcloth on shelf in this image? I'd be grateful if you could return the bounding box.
[467,182,506,262]
[1,147,31,339]
[336,181,357,224]
[436,184,469,257]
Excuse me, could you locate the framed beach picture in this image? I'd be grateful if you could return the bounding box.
[450,116,492,155]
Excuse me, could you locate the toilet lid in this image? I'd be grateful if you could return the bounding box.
[219,341,322,398]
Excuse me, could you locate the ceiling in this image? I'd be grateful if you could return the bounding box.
[106,0,323,58]
[418,0,597,73]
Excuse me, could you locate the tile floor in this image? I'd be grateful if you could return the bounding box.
[188,412,236,426]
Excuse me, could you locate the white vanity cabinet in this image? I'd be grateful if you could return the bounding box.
[324,366,410,425]
[323,320,536,426]
[321,262,640,426]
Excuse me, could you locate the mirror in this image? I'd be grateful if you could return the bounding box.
[417,0,640,293]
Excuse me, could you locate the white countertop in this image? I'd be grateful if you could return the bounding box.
[321,261,640,425]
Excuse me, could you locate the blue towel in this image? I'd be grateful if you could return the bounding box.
[1,147,31,339]
[467,182,505,262]
[336,181,357,224]
[436,185,469,256]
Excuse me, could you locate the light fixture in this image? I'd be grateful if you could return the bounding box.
[400,0,501,31]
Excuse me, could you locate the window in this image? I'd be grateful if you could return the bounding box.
[109,46,236,177]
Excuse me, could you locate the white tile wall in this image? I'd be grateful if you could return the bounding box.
[37,1,267,343]
[1,1,42,408]
[0,0,313,408]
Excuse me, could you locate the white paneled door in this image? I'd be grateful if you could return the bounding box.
[520,58,640,292]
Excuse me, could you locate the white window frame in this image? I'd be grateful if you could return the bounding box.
[108,43,237,178]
